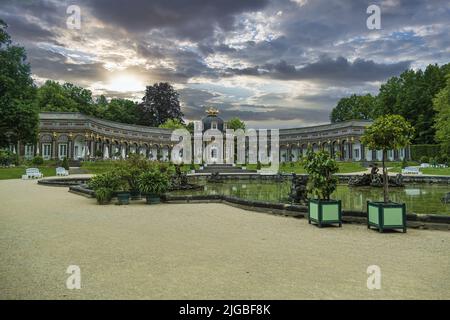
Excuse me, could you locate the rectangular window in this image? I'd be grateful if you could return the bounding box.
[25,144,34,160]
[43,144,51,160]
[58,144,68,160]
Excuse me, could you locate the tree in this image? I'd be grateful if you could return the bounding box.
[159,118,185,130]
[302,149,339,201]
[330,94,377,123]
[101,98,138,124]
[36,80,79,112]
[36,81,96,115]
[62,82,95,115]
[136,82,184,127]
[361,115,414,203]
[375,64,450,144]
[227,117,246,130]
[0,19,38,147]
[433,74,450,152]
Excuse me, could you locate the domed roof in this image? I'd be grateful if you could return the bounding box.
[202,107,224,132]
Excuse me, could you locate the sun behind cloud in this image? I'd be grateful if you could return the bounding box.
[107,74,145,93]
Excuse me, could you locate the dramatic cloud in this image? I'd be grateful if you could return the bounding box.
[0,0,449,127]
[226,57,412,83]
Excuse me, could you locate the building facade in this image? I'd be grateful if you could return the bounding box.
[13,111,409,163]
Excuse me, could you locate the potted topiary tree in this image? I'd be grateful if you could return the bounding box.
[302,149,341,228]
[361,114,414,233]
[138,168,170,204]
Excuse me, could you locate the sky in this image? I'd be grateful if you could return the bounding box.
[1,0,449,128]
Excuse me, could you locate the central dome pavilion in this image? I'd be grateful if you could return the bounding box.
[201,107,225,132]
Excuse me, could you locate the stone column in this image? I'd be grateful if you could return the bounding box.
[52,138,57,160]
[348,141,353,161]
[68,138,73,160]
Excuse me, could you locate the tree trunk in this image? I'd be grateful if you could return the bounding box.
[382,149,389,203]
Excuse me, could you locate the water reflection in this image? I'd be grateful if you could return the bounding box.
[169,180,450,215]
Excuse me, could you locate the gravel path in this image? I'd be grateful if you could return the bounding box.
[0,179,449,299]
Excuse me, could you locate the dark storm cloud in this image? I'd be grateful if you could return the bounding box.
[2,14,56,43]
[83,0,270,40]
[26,46,107,85]
[0,0,448,125]
[227,57,411,83]
[179,88,330,125]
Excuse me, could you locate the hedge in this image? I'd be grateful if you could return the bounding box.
[410,144,449,161]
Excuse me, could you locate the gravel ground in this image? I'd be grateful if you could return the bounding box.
[0,179,449,300]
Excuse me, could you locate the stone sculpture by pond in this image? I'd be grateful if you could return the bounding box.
[288,173,308,204]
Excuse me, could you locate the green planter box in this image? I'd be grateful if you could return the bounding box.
[308,199,342,228]
[367,201,406,233]
[116,192,130,205]
[145,193,161,204]
[130,190,141,200]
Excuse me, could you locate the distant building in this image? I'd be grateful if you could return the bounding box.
[11,111,409,162]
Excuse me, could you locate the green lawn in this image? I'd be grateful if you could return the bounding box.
[3,160,448,180]
[247,162,368,174]
[0,166,57,180]
[80,161,199,174]
[421,167,450,175]
[80,161,116,174]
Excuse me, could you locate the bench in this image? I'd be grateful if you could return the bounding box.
[23,168,44,179]
[56,167,69,176]
[401,167,422,175]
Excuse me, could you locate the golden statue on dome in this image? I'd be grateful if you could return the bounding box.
[206,106,219,116]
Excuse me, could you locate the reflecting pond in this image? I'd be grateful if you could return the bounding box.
[169,180,450,215]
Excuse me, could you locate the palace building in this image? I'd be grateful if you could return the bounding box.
[13,110,410,163]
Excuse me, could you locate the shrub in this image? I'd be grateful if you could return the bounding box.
[435,154,449,165]
[113,154,152,191]
[190,161,195,171]
[60,157,69,170]
[256,161,261,170]
[138,169,170,195]
[95,150,103,158]
[302,149,339,200]
[430,157,438,167]
[440,154,449,165]
[420,156,429,163]
[410,144,441,161]
[88,171,122,191]
[32,156,44,165]
[0,150,18,166]
[95,187,113,205]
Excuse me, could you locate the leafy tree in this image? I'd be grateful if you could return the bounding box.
[302,149,339,201]
[36,80,79,112]
[101,98,138,124]
[62,83,95,115]
[433,73,450,152]
[36,81,96,115]
[227,117,246,130]
[136,82,184,127]
[375,64,450,144]
[159,118,185,130]
[361,115,414,203]
[330,94,377,123]
[0,19,38,147]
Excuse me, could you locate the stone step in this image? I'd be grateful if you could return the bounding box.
[196,168,257,173]
[204,164,234,168]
